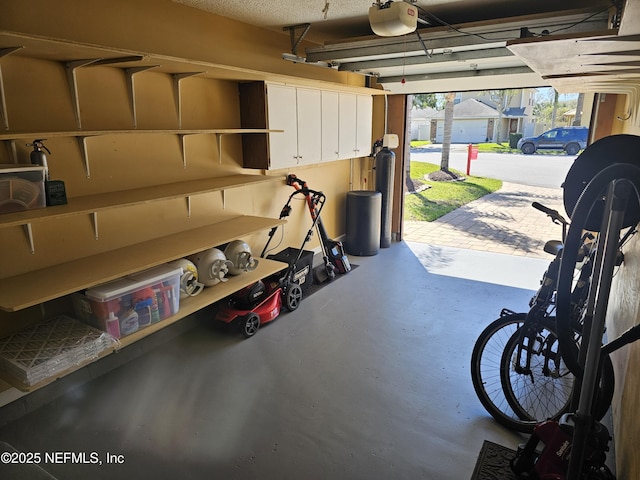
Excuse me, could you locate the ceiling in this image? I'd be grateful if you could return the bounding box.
[172,0,640,97]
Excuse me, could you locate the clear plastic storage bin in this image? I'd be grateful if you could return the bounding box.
[0,164,46,214]
[73,264,182,339]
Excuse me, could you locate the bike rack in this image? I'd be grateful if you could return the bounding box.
[557,165,640,480]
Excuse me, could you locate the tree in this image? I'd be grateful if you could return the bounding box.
[412,93,442,110]
[441,92,455,172]
[573,93,585,126]
[550,89,559,128]
[532,88,578,126]
[407,93,449,191]
[486,89,518,143]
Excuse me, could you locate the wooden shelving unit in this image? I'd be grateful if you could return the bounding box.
[0,174,283,229]
[0,29,328,401]
[0,256,288,392]
[0,129,282,175]
[0,215,287,312]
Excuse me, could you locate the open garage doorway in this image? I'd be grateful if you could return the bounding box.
[389,88,598,258]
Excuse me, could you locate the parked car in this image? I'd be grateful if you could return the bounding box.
[517,126,588,155]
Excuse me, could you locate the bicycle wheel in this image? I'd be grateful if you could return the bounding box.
[471,313,542,433]
[502,321,616,427]
[500,321,574,426]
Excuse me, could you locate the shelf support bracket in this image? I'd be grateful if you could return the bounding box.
[178,133,187,168]
[0,47,23,130]
[222,189,227,210]
[65,59,101,129]
[91,212,99,239]
[23,223,35,254]
[172,72,204,128]
[215,133,228,164]
[186,196,191,218]
[76,135,94,178]
[125,65,159,128]
[3,139,18,164]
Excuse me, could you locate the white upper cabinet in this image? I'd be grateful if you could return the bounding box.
[266,84,299,169]
[338,93,358,159]
[265,84,321,168]
[295,87,322,165]
[240,81,373,169]
[321,90,340,162]
[338,93,373,160]
[356,94,374,158]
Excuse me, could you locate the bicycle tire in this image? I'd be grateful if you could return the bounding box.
[499,319,574,428]
[558,163,640,377]
[500,320,615,425]
[502,322,616,426]
[471,313,543,433]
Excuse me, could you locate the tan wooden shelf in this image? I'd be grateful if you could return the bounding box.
[0,128,281,141]
[0,174,284,229]
[0,30,378,97]
[0,129,282,173]
[0,256,289,392]
[0,215,286,312]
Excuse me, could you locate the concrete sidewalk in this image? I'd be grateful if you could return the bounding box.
[403,182,567,259]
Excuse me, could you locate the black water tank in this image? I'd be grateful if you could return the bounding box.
[374,147,395,248]
[345,190,382,256]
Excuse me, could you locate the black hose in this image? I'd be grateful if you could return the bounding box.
[555,163,640,378]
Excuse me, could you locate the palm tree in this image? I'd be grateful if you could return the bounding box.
[440,92,455,173]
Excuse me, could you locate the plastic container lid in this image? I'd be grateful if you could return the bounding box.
[128,264,182,284]
[0,164,47,174]
[85,264,182,302]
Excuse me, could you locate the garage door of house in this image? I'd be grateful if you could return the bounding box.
[435,119,488,143]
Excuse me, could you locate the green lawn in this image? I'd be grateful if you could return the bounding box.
[405,162,502,221]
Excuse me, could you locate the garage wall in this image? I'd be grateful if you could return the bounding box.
[601,94,640,479]
[0,1,379,336]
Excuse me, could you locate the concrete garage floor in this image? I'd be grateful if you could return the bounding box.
[0,241,551,480]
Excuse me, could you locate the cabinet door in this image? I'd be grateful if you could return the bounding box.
[296,87,322,165]
[267,84,299,169]
[321,90,339,162]
[338,93,357,159]
[355,95,373,158]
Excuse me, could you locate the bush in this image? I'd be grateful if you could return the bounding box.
[509,133,523,149]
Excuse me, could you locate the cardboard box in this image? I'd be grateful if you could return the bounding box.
[73,264,182,339]
[0,165,46,214]
[267,247,314,293]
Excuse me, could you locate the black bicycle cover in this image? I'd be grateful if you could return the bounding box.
[563,134,640,231]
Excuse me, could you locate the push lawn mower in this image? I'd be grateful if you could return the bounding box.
[214,276,303,338]
[284,174,351,281]
[214,175,344,337]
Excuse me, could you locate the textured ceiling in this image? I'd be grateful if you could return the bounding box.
[173,0,613,43]
[170,0,633,95]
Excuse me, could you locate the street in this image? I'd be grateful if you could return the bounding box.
[411,145,577,189]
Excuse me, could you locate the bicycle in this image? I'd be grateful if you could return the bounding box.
[470,202,617,433]
[552,155,640,479]
[506,136,640,480]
